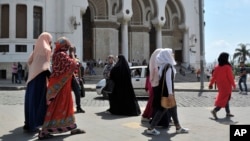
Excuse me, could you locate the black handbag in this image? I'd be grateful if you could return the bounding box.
[102,79,115,94]
[79,79,85,97]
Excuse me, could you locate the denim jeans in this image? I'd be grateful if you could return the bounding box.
[238,77,247,92]
[12,73,17,83]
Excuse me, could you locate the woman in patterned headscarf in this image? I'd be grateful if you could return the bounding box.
[23,32,52,132]
[38,37,85,140]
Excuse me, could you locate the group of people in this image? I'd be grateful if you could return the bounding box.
[22,31,243,139]
[102,48,189,136]
[23,32,85,140]
[142,48,189,135]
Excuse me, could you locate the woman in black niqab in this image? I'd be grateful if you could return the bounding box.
[108,55,141,116]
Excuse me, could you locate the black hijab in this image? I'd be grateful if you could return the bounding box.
[218,52,231,66]
[111,55,131,79]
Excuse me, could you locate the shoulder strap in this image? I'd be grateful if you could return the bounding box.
[161,64,171,97]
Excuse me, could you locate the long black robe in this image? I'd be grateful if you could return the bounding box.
[109,55,141,116]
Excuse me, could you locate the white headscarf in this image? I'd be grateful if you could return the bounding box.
[156,48,177,77]
[149,48,162,87]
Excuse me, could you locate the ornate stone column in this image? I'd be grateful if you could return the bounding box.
[152,0,168,49]
[117,0,133,60]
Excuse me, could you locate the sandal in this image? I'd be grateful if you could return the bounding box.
[38,131,53,140]
[71,128,86,135]
[38,133,53,140]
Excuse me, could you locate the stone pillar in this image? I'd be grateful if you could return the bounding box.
[121,22,129,59]
[179,24,189,64]
[155,25,163,49]
[151,0,168,49]
[9,3,15,39]
[117,0,133,61]
[27,3,33,39]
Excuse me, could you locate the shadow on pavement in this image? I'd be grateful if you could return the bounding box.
[209,117,239,125]
[0,126,78,141]
[0,126,36,141]
[95,111,131,120]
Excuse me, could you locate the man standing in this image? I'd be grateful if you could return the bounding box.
[70,47,85,113]
[17,62,23,83]
[238,62,248,94]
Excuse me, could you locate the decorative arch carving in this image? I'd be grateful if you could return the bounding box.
[89,0,108,19]
[163,0,185,30]
[131,0,142,25]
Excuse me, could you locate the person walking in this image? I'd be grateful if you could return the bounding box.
[70,46,85,113]
[238,61,248,94]
[23,32,52,132]
[147,48,169,127]
[107,55,141,116]
[11,62,18,84]
[209,52,236,120]
[102,55,116,112]
[141,65,154,122]
[146,48,189,135]
[38,37,85,139]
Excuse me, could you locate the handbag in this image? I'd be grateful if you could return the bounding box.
[160,65,176,109]
[79,79,85,97]
[161,96,176,109]
[102,79,115,94]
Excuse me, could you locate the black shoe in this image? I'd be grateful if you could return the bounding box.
[226,113,234,117]
[76,108,85,113]
[211,110,218,120]
[23,125,29,131]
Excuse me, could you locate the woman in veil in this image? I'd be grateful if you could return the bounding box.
[107,55,141,116]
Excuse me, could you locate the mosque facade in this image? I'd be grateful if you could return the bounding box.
[0,0,204,79]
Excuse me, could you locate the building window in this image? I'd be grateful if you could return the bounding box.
[33,6,43,38]
[15,45,27,52]
[0,45,9,53]
[16,5,27,38]
[0,4,9,38]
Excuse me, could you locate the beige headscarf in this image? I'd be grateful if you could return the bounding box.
[156,48,177,78]
[149,48,162,87]
[26,32,52,84]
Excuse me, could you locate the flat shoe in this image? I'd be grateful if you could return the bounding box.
[71,129,86,135]
[226,113,234,117]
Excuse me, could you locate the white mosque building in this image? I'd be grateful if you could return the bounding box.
[0,0,205,79]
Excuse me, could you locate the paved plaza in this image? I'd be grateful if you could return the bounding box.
[0,82,250,141]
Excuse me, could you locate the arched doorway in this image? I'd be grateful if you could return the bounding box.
[82,7,93,61]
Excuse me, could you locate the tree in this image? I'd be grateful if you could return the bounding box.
[233,43,250,63]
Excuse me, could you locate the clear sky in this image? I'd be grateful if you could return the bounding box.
[204,0,250,64]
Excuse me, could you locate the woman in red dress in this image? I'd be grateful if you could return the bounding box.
[38,37,85,139]
[209,52,236,120]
